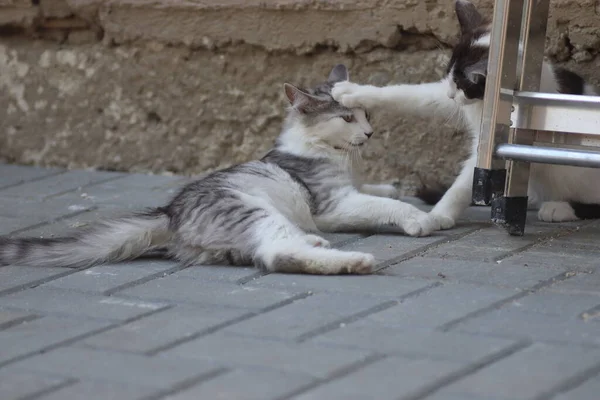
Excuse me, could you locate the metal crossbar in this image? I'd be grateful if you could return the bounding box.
[473,0,600,235]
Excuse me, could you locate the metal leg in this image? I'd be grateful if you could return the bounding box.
[493,0,551,236]
[474,0,524,206]
[479,0,551,235]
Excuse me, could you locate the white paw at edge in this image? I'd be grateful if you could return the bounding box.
[538,201,579,222]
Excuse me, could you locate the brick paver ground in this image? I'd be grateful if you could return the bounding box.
[0,163,599,400]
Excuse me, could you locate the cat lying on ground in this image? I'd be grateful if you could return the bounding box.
[0,65,440,275]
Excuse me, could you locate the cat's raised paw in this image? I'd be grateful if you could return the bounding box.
[429,212,455,230]
[331,81,373,109]
[538,201,579,222]
[302,234,331,248]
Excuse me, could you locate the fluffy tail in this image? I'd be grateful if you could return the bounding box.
[415,183,449,206]
[0,209,172,268]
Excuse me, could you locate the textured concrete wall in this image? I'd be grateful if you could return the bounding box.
[1,0,599,193]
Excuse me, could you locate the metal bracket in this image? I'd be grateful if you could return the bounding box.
[472,167,507,206]
[491,196,528,236]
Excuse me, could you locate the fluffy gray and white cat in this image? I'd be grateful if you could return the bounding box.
[0,65,440,275]
[332,0,600,229]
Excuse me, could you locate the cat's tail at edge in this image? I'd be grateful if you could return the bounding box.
[0,208,172,268]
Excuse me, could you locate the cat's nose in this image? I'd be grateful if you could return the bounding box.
[364,132,373,138]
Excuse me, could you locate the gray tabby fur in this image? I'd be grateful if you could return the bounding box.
[0,65,440,275]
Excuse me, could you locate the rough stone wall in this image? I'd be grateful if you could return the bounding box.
[1,0,599,193]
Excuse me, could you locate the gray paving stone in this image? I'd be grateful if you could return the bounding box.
[223,293,387,341]
[0,216,30,235]
[338,234,444,266]
[457,309,600,346]
[2,164,600,400]
[0,196,96,234]
[0,164,62,189]
[35,380,157,400]
[360,282,517,329]
[422,228,539,262]
[80,305,249,353]
[0,316,111,364]
[163,332,372,378]
[0,368,71,400]
[53,173,186,209]
[508,291,600,316]
[386,257,565,289]
[247,273,435,298]
[0,309,37,329]
[502,250,599,272]
[438,343,600,400]
[312,323,517,363]
[117,275,304,310]
[172,265,259,284]
[166,368,315,400]
[11,346,221,389]
[0,169,124,200]
[43,259,180,294]
[554,376,600,400]
[291,356,463,400]
[425,393,512,400]
[547,271,600,295]
[0,266,70,295]
[0,287,169,320]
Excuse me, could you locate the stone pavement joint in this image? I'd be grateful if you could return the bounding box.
[275,353,387,400]
[0,306,171,369]
[438,270,581,332]
[401,340,532,400]
[534,361,600,400]
[296,283,441,343]
[146,291,313,356]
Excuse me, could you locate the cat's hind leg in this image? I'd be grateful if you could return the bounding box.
[252,214,374,275]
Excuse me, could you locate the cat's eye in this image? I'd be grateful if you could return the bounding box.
[342,115,355,123]
[365,112,371,121]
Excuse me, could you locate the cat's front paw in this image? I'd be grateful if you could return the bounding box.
[402,209,439,237]
[332,81,376,109]
[538,201,579,222]
[429,212,456,230]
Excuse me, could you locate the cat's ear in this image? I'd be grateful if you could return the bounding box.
[327,64,349,83]
[465,58,488,82]
[455,0,483,34]
[283,83,325,113]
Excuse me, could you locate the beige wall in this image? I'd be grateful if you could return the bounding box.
[1,0,599,193]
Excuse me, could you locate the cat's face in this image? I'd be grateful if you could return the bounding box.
[284,65,373,152]
[446,0,490,105]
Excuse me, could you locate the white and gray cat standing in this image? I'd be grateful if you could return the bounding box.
[332,0,600,229]
[0,65,441,275]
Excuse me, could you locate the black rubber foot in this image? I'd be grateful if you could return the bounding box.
[472,168,506,206]
[491,196,528,236]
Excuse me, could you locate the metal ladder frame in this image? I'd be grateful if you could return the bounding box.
[473,0,600,236]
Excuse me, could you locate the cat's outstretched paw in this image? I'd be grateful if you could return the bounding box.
[340,252,375,274]
[429,212,456,230]
[402,209,439,237]
[538,201,579,222]
[302,234,331,248]
[331,81,376,109]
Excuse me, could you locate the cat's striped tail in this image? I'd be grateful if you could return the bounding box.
[0,209,172,268]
